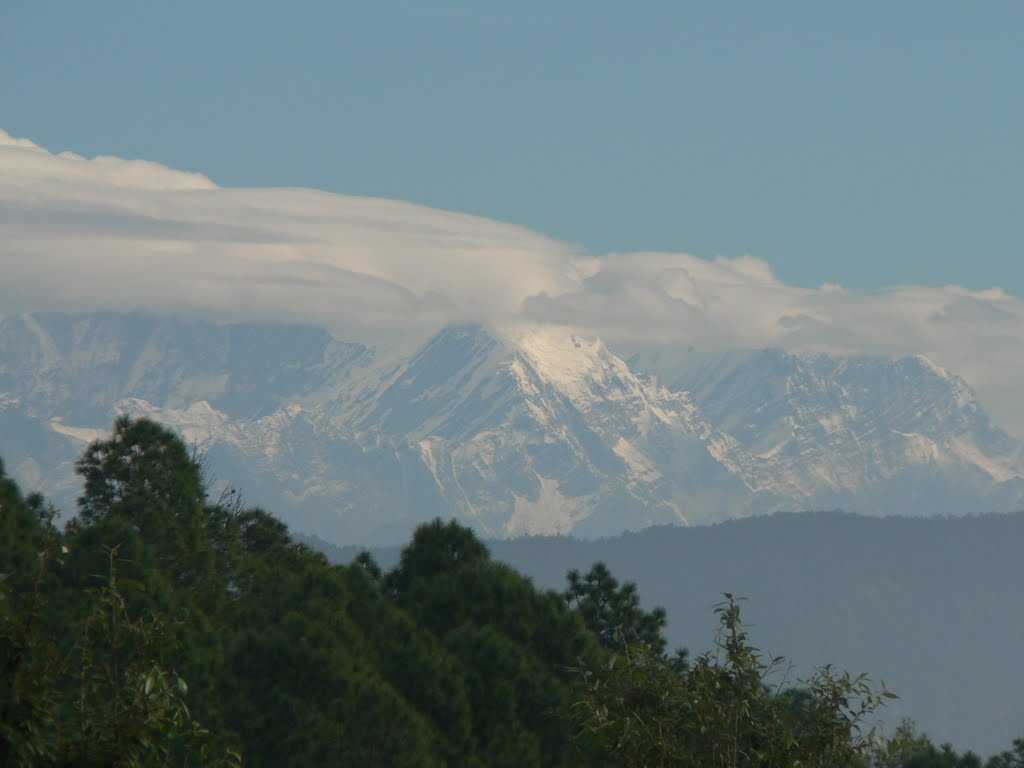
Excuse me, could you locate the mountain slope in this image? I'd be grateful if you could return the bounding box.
[2,312,1023,543]
[629,345,1024,516]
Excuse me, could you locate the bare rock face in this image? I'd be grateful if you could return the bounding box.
[2,313,1022,545]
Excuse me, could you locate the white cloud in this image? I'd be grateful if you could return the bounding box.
[0,129,217,191]
[0,131,42,150]
[523,254,1024,435]
[0,128,580,343]
[2,128,1024,434]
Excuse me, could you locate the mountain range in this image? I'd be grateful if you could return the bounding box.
[2,312,1022,544]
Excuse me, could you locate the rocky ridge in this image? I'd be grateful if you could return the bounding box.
[2,312,1021,544]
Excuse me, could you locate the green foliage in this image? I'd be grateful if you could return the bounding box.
[385,518,490,599]
[76,416,206,527]
[986,740,1024,768]
[564,561,669,654]
[3,419,609,766]
[0,459,57,594]
[570,594,896,768]
[57,550,240,768]
[860,718,1024,768]
[3,418,1023,766]
[385,517,604,765]
[74,416,215,597]
[0,542,237,767]
[0,537,62,767]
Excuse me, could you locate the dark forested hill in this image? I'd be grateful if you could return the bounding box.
[328,511,1024,755]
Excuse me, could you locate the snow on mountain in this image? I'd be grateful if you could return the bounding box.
[629,346,1024,515]
[2,312,1023,544]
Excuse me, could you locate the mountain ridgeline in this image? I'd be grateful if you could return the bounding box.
[2,312,1023,545]
[328,510,1024,756]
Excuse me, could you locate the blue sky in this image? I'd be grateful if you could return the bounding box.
[2,1,1022,293]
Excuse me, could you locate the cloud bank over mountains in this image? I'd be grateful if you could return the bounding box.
[3,128,1023,434]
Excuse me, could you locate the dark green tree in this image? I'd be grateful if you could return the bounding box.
[987,739,1024,768]
[0,458,57,593]
[564,561,668,655]
[570,594,894,768]
[388,518,603,766]
[74,417,213,591]
[0,543,238,767]
[12,420,1023,767]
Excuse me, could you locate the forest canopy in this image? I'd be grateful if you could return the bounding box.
[0,418,1019,767]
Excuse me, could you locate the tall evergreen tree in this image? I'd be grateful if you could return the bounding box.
[564,561,668,654]
[6,417,1024,766]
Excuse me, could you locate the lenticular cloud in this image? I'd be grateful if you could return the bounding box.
[0,128,579,337]
[2,128,1024,435]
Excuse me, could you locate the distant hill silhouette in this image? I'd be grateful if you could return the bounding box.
[324,510,1024,755]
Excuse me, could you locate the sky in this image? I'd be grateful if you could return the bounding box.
[2,2,1024,433]
[3,1,1022,293]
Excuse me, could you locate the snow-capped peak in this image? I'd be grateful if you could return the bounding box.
[512,326,625,403]
[3,312,1023,544]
